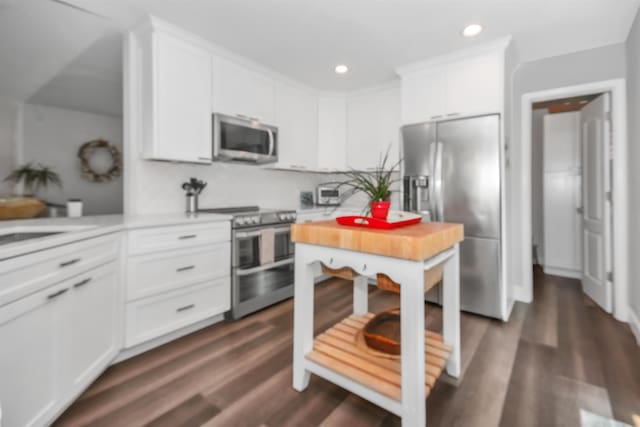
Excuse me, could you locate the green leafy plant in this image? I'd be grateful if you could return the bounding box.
[336,146,402,202]
[4,163,62,197]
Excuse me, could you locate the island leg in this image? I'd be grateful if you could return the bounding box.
[292,245,315,391]
[442,243,461,378]
[400,262,426,426]
[352,275,369,315]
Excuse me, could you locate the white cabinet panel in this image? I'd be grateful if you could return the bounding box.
[347,87,401,171]
[0,282,63,427]
[445,54,503,118]
[212,55,275,124]
[274,82,318,169]
[125,278,230,347]
[140,26,213,163]
[317,95,347,171]
[127,243,230,301]
[127,222,230,255]
[401,69,447,125]
[63,262,119,394]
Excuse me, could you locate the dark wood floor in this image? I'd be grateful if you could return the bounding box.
[54,268,640,427]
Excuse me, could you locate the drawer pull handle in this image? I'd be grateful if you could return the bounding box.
[59,258,81,268]
[47,288,69,300]
[178,234,197,240]
[176,304,195,312]
[73,278,92,288]
[176,265,195,272]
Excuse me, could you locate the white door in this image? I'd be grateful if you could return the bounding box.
[580,93,612,312]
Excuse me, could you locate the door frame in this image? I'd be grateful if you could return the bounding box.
[519,78,628,322]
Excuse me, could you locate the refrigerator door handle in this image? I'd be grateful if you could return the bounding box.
[434,141,444,221]
[428,141,437,219]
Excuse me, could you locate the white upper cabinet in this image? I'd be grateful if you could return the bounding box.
[137,19,213,163]
[347,86,401,171]
[317,95,347,171]
[212,55,276,124]
[274,81,318,170]
[398,39,509,125]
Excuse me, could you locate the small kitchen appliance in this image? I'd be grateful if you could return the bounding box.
[316,186,342,206]
[198,205,297,320]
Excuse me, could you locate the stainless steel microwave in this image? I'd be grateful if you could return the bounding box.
[212,114,278,164]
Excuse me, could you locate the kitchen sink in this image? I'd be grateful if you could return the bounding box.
[0,232,64,245]
[0,225,97,246]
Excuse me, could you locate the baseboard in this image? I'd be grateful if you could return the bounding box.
[629,306,640,346]
[512,283,532,303]
[542,265,582,280]
[113,314,225,363]
[505,298,516,321]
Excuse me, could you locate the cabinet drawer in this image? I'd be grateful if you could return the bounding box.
[125,277,230,347]
[127,242,230,301]
[127,222,230,255]
[0,234,119,307]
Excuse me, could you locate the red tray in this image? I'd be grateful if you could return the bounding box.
[335,214,421,230]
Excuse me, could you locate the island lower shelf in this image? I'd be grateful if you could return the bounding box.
[305,313,452,401]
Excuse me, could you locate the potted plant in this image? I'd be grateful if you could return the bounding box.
[4,163,62,197]
[338,148,401,220]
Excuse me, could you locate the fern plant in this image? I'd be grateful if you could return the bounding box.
[4,163,62,197]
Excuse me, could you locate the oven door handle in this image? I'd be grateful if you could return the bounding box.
[234,227,290,239]
[235,258,294,276]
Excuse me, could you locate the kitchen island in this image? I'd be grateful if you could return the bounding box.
[290,220,464,426]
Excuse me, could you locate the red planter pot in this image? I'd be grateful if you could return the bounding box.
[370,200,391,220]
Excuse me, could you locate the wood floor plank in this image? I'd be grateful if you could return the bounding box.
[144,394,221,427]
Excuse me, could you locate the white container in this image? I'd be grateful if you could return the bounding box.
[66,199,83,218]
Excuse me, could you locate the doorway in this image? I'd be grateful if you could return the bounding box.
[519,79,628,322]
[531,93,613,312]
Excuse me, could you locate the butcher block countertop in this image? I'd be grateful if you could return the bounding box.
[291,220,464,261]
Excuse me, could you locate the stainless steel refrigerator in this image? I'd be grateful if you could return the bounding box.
[402,114,502,319]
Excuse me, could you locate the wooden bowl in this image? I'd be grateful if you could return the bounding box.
[363,308,401,355]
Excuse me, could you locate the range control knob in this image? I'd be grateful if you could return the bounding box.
[252,216,260,224]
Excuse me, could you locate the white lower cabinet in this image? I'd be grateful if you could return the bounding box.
[124,222,231,349]
[0,258,119,427]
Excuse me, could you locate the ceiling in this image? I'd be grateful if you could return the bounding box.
[28,32,123,117]
[533,94,600,113]
[60,0,640,90]
[0,0,120,102]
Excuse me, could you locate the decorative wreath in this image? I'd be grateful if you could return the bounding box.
[78,139,122,182]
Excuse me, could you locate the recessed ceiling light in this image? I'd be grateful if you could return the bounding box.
[564,101,572,106]
[335,64,349,74]
[579,100,589,105]
[462,24,483,37]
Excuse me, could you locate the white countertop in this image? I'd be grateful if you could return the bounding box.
[0,212,232,261]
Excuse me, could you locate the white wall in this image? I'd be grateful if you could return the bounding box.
[531,108,547,264]
[625,10,640,323]
[125,157,343,215]
[508,43,626,297]
[0,96,20,197]
[21,104,123,215]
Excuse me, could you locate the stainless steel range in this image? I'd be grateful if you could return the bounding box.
[198,206,297,319]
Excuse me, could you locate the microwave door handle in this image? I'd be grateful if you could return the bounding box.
[267,129,275,156]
